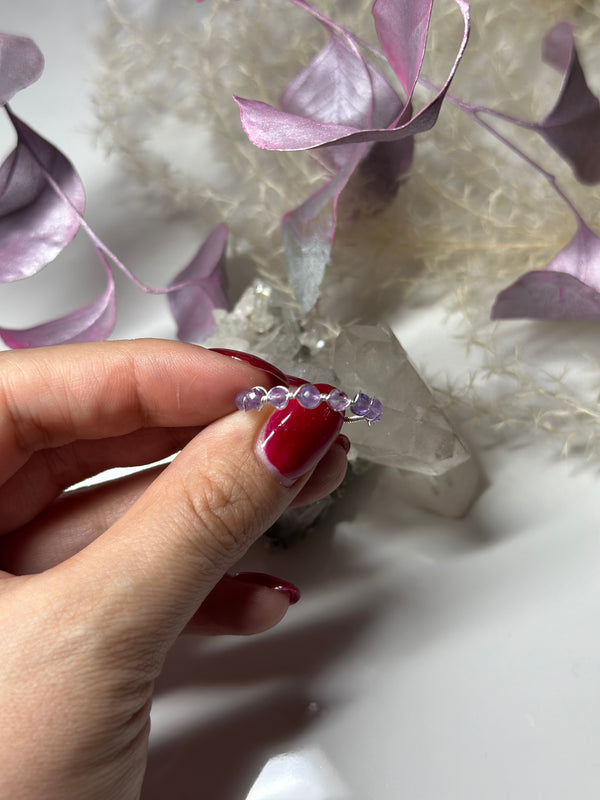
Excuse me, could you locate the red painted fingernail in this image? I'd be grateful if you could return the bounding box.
[232,571,301,604]
[210,348,288,386]
[257,383,344,486]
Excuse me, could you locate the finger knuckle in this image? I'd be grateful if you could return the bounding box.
[179,463,264,567]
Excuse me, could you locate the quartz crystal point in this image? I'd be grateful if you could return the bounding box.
[205,280,337,380]
[206,282,480,517]
[333,324,481,517]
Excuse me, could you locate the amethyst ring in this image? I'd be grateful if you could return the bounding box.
[235,384,383,425]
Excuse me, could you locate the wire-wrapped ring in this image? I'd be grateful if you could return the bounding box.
[235,384,383,425]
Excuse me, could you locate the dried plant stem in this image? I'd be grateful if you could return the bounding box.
[427,84,587,225]
[90,0,600,459]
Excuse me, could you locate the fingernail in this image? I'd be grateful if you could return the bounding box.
[232,571,301,604]
[210,348,288,386]
[257,383,344,485]
[336,433,351,454]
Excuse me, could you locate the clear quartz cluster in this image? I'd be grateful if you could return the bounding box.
[206,281,303,372]
[204,280,339,380]
[206,281,480,516]
[333,324,481,516]
[334,325,462,473]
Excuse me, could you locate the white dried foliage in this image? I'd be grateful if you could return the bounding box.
[92,0,600,456]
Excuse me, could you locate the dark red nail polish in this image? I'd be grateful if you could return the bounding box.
[232,571,301,604]
[257,383,344,485]
[336,433,351,454]
[210,348,288,386]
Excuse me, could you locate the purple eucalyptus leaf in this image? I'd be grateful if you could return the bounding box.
[234,99,357,150]
[236,0,469,313]
[372,0,433,109]
[282,144,367,312]
[0,33,44,106]
[0,252,116,347]
[234,0,470,151]
[492,223,600,319]
[0,110,85,281]
[167,222,229,343]
[286,41,403,167]
[281,31,404,172]
[491,272,600,320]
[535,22,600,184]
[545,221,600,291]
[278,13,404,309]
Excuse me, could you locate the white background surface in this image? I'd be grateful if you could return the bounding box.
[2,2,600,798]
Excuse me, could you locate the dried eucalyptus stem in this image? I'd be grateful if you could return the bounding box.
[92,0,600,456]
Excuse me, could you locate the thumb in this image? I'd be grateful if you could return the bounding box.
[53,385,345,670]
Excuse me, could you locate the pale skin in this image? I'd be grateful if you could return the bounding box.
[0,339,348,800]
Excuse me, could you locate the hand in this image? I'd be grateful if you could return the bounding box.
[0,339,348,800]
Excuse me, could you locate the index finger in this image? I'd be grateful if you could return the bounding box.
[0,339,282,482]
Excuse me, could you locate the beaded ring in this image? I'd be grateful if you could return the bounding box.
[235,384,383,425]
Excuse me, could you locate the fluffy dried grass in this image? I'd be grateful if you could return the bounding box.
[93,0,600,456]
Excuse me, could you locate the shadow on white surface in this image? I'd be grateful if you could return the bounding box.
[141,598,385,800]
[139,464,492,800]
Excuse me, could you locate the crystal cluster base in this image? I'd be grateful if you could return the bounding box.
[333,323,481,517]
[206,281,481,517]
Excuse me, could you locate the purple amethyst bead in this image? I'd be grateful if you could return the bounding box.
[326,389,351,412]
[296,383,322,409]
[267,385,289,409]
[244,386,267,410]
[235,391,247,411]
[365,398,383,423]
[351,392,371,416]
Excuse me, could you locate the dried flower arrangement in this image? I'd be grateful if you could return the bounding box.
[2,0,600,456]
